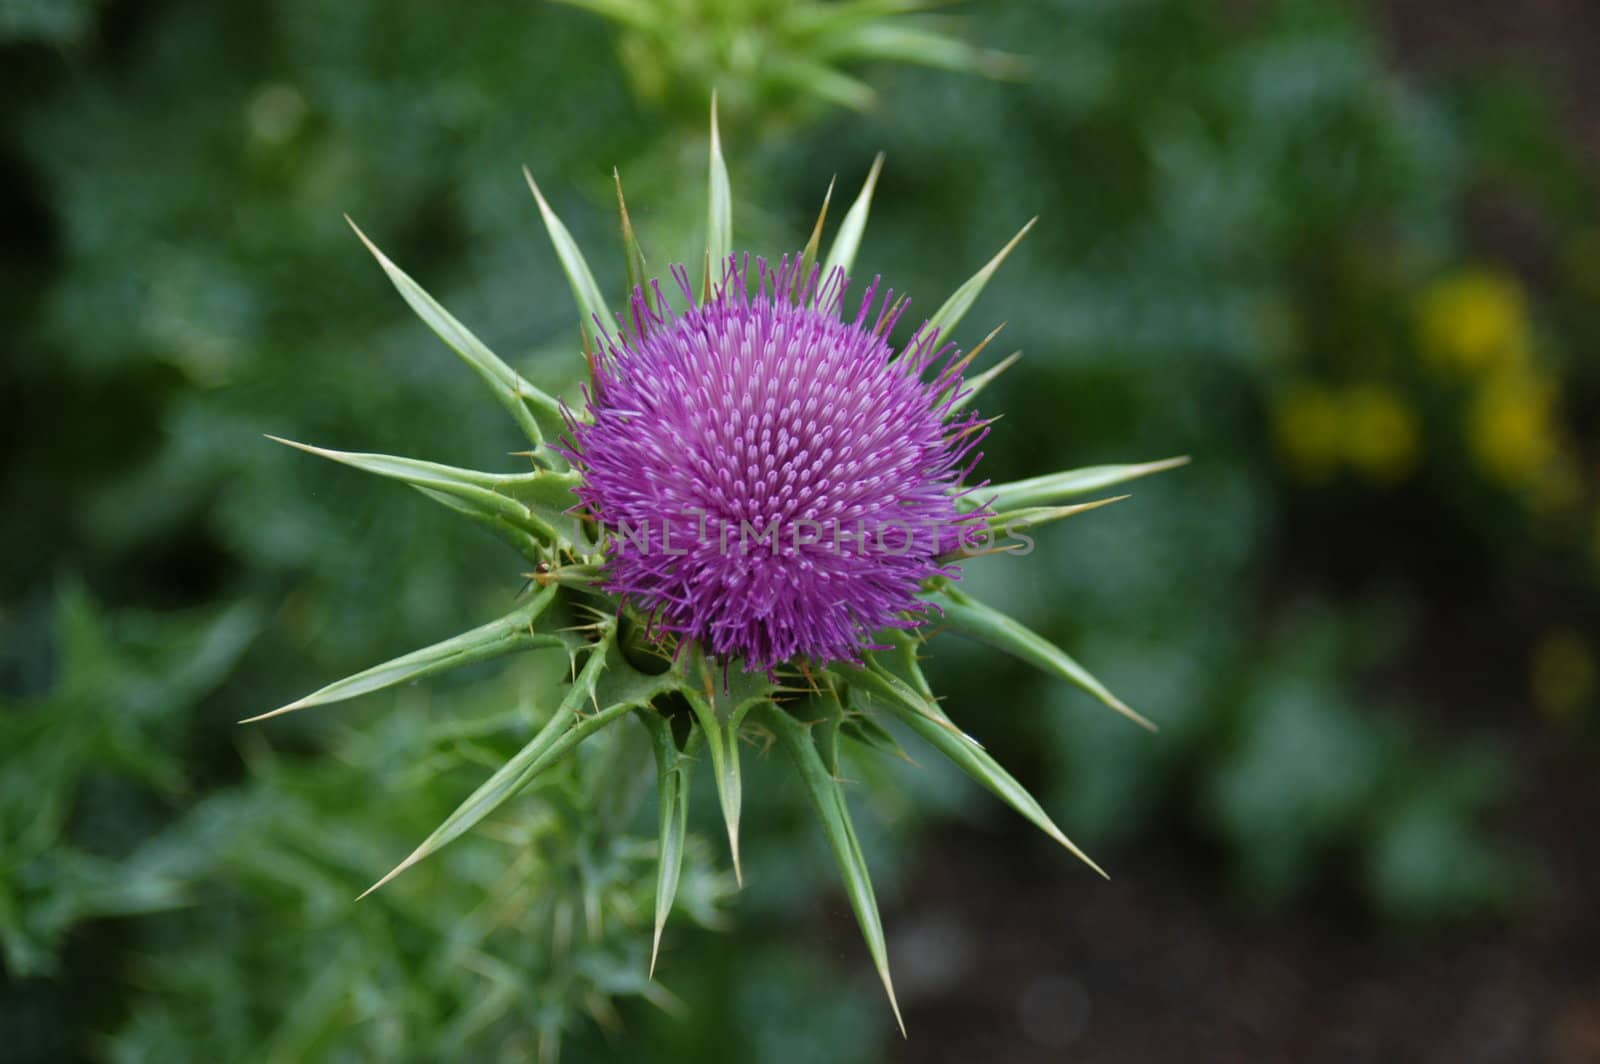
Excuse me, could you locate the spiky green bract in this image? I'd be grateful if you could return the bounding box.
[765,703,905,1037]
[640,709,700,976]
[260,106,1182,1028]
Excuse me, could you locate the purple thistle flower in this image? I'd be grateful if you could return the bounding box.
[269,137,1171,1025]
[567,255,991,672]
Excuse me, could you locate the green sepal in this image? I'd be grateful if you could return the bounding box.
[931,586,1155,731]
[822,152,883,281]
[525,167,615,353]
[839,713,913,762]
[950,350,1021,413]
[682,657,773,886]
[346,217,561,448]
[968,456,1191,513]
[811,675,914,768]
[241,585,564,723]
[846,657,1106,877]
[811,681,848,777]
[924,218,1035,344]
[702,94,732,303]
[796,177,835,303]
[357,628,679,899]
[763,703,905,1035]
[964,495,1129,554]
[876,627,936,701]
[265,436,584,553]
[409,485,545,561]
[639,708,703,977]
[614,168,655,322]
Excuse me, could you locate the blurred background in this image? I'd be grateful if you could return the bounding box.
[2,0,1598,1060]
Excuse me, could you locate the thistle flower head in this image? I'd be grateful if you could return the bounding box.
[262,104,1181,1035]
[567,257,987,672]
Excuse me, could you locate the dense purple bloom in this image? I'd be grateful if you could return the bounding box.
[566,255,989,671]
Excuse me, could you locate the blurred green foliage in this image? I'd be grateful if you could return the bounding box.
[0,0,103,44]
[3,0,1597,1059]
[107,662,734,1064]
[555,0,1023,132]
[822,0,1581,927]
[0,587,255,978]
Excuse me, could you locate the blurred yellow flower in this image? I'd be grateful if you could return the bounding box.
[1415,269,1532,376]
[1532,630,1595,721]
[1273,386,1342,482]
[1274,384,1419,484]
[1341,384,1420,483]
[1469,370,1559,487]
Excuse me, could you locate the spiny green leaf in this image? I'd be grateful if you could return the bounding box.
[933,586,1155,731]
[504,464,587,517]
[346,217,559,446]
[971,456,1191,513]
[640,710,701,977]
[242,586,562,723]
[839,713,913,762]
[822,152,883,281]
[265,436,581,549]
[410,485,545,561]
[703,94,732,303]
[856,659,1106,878]
[811,684,848,777]
[593,646,687,709]
[358,638,675,898]
[876,628,936,701]
[764,704,905,1034]
[683,658,775,886]
[525,167,614,351]
[831,657,953,729]
[357,648,607,898]
[936,322,1005,406]
[951,350,1022,412]
[972,495,1129,548]
[924,218,1035,343]
[681,687,737,884]
[683,682,764,887]
[796,177,835,304]
[614,168,654,321]
[813,668,916,763]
